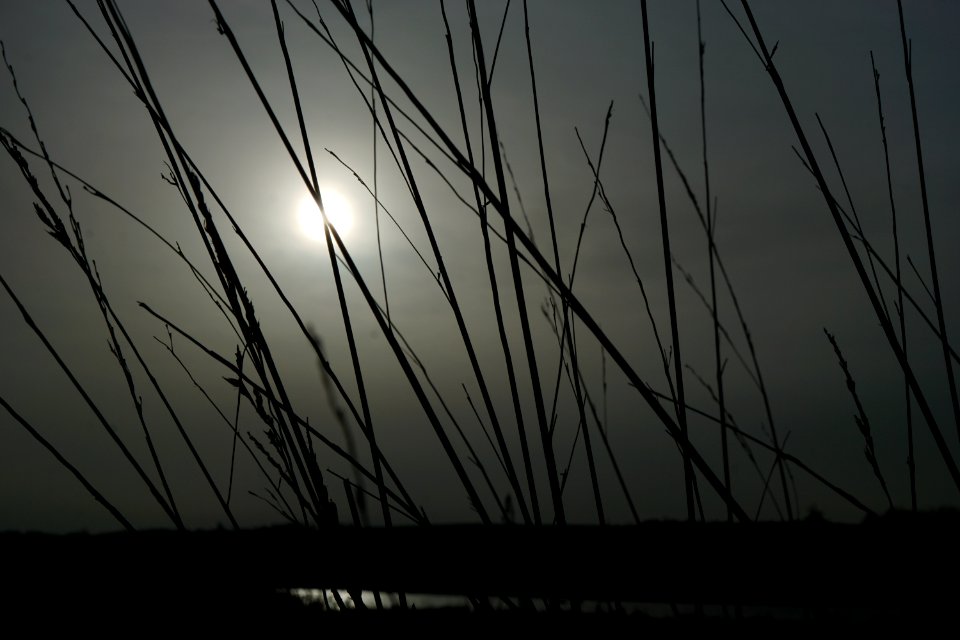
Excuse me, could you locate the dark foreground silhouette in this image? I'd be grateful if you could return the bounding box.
[2,511,957,630]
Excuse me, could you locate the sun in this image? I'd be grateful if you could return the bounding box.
[297,188,353,241]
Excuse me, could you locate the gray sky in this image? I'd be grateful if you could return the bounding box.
[1,0,959,531]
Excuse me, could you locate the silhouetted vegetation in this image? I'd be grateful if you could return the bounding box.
[1,0,957,623]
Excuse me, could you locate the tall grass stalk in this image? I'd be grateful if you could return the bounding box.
[271,0,390,529]
[696,0,730,522]
[464,0,565,524]
[0,271,181,526]
[736,0,960,493]
[294,0,748,521]
[211,0,492,522]
[440,0,535,525]
[346,0,516,525]
[896,0,960,447]
[640,90,795,521]
[8,0,957,538]
[870,51,915,512]
[522,0,603,524]
[92,0,334,523]
[640,0,696,522]
[0,393,134,532]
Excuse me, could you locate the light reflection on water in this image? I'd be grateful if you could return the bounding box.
[287,590,625,612]
[286,591,839,621]
[287,590,666,615]
[288,589,470,611]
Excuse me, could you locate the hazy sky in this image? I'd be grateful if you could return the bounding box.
[1,1,959,531]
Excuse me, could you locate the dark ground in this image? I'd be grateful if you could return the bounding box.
[2,511,957,631]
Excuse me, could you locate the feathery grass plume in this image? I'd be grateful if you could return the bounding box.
[74,0,337,524]
[824,329,894,511]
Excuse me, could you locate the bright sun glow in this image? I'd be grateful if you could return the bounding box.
[297,188,353,241]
